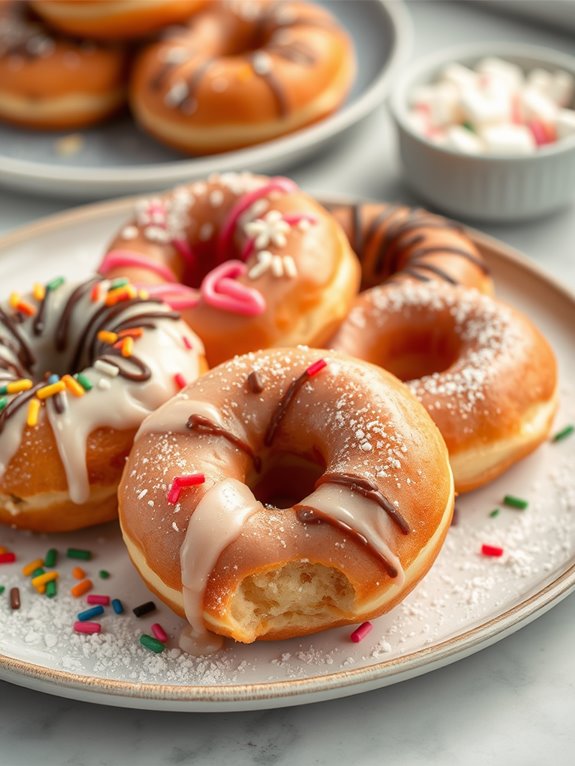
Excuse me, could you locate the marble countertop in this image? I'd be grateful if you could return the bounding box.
[1,2,574,764]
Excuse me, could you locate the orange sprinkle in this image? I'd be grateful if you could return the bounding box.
[118,328,143,339]
[71,578,93,598]
[62,375,85,397]
[37,381,66,400]
[34,583,46,594]
[98,331,118,345]
[22,558,44,576]
[121,337,134,357]
[16,300,36,317]
[91,283,103,302]
[105,286,137,306]
[0,546,7,554]
[72,566,86,580]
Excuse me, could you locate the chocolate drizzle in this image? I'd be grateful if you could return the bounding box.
[247,370,264,394]
[296,505,399,577]
[55,277,99,353]
[0,307,34,369]
[251,55,288,117]
[187,414,261,471]
[264,365,317,447]
[0,382,43,435]
[316,472,411,535]
[181,58,214,112]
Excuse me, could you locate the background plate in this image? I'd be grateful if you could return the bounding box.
[0,0,411,199]
[0,196,573,711]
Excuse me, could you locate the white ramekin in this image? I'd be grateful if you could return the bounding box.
[389,42,575,222]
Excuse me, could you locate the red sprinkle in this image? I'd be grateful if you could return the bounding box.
[167,473,205,504]
[73,620,101,635]
[0,552,16,564]
[86,594,110,606]
[174,373,187,390]
[481,544,504,558]
[151,623,169,642]
[182,335,193,350]
[350,621,373,643]
[306,358,328,377]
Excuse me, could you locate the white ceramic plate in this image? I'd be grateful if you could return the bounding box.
[0,0,411,199]
[0,197,574,712]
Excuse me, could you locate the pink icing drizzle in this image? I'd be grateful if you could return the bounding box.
[142,283,200,311]
[216,177,298,263]
[99,250,178,283]
[201,261,266,316]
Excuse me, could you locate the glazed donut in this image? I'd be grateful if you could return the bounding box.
[0,1,128,129]
[330,281,558,493]
[324,201,493,293]
[128,0,356,154]
[0,276,205,532]
[119,347,454,649]
[99,172,360,368]
[31,0,208,41]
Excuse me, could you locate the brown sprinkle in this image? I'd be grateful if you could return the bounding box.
[247,370,264,394]
[9,586,20,610]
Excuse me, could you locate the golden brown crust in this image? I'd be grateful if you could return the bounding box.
[129,0,355,154]
[119,347,454,642]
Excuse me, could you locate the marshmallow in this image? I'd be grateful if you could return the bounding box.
[521,87,558,124]
[442,62,479,92]
[556,109,575,139]
[444,125,483,154]
[479,124,536,155]
[550,70,574,108]
[460,82,510,127]
[411,82,461,127]
[477,57,524,93]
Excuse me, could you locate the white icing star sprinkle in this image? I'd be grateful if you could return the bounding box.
[244,210,291,249]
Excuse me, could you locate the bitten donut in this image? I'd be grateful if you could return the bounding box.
[128,0,356,154]
[0,1,128,129]
[324,201,493,293]
[0,276,205,532]
[119,347,454,650]
[31,0,207,40]
[99,172,360,367]
[330,281,558,492]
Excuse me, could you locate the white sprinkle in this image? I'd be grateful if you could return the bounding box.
[165,81,189,107]
[121,226,139,240]
[199,222,214,241]
[97,378,111,390]
[162,47,189,64]
[282,255,298,278]
[271,255,284,277]
[209,190,224,207]
[95,360,119,378]
[137,489,148,500]
[248,250,272,279]
[252,51,272,76]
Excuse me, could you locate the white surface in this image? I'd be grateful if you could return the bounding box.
[0,0,411,198]
[1,202,573,712]
[0,0,574,762]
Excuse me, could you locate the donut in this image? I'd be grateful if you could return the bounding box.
[0,1,128,130]
[0,275,205,533]
[30,0,208,41]
[119,347,454,650]
[99,172,360,368]
[128,0,356,155]
[330,281,558,493]
[324,201,493,293]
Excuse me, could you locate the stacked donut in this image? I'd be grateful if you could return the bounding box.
[0,172,558,653]
[0,0,356,153]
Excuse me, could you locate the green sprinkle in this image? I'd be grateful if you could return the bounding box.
[75,373,93,392]
[139,634,165,654]
[46,276,65,292]
[462,120,475,132]
[110,277,130,290]
[44,548,58,568]
[0,386,7,396]
[0,585,5,595]
[31,567,45,578]
[45,579,57,599]
[99,569,110,580]
[67,547,92,561]
[552,425,574,443]
[503,494,528,510]
[489,508,500,518]
[0,397,8,411]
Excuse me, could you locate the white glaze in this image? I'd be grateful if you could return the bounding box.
[0,278,204,504]
[136,396,224,442]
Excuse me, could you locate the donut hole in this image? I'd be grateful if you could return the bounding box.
[248,450,326,509]
[230,562,354,638]
[375,323,461,382]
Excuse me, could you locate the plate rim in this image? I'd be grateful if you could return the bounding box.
[0,194,574,709]
[0,0,412,191]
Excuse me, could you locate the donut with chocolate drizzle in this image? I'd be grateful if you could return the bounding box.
[119,346,454,650]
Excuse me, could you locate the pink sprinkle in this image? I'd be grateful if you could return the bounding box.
[350,621,373,643]
[167,473,205,504]
[151,623,169,642]
[481,544,504,558]
[174,373,187,390]
[167,484,182,504]
[87,594,110,606]
[182,335,193,350]
[306,358,327,377]
[73,620,101,635]
[528,120,549,146]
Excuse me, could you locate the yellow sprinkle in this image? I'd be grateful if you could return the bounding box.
[8,292,20,309]
[121,337,134,357]
[33,283,46,302]
[27,398,41,427]
[138,289,149,300]
[22,558,44,577]
[31,571,58,588]
[62,375,85,397]
[6,379,33,394]
[37,381,65,400]
[34,583,46,594]
[97,331,118,344]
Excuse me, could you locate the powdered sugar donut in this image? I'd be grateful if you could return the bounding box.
[99,172,360,367]
[330,281,558,492]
